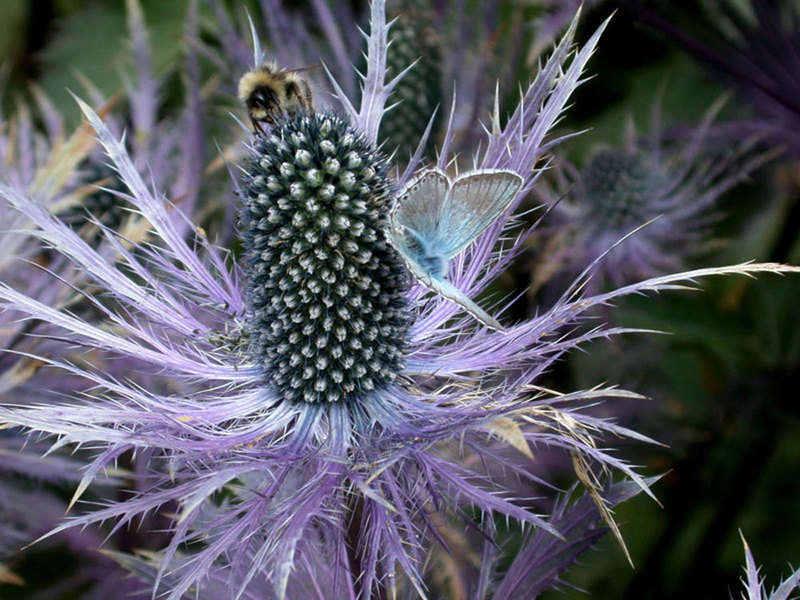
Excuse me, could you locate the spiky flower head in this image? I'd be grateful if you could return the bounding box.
[580,147,665,231]
[539,101,769,287]
[0,4,796,600]
[240,111,410,403]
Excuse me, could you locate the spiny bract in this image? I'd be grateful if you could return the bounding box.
[379,0,443,156]
[239,111,411,404]
[60,164,127,240]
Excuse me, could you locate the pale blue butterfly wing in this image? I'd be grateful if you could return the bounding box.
[436,170,524,258]
[389,168,523,332]
[391,168,449,249]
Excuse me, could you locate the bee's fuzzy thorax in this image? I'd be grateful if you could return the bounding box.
[238,61,315,127]
[237,63,280,104]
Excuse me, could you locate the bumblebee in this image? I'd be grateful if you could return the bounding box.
[238,61,317,131]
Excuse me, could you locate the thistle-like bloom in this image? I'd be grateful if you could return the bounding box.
[377,0,443,156]
[0,0,207,592]
[0,5,795,600]
[536,102,769,287]
[631,0,800,155]
[240,112,411,404]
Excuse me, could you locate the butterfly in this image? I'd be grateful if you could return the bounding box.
[389,168,524,332]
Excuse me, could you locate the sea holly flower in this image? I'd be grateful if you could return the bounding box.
[535,100,771,288]
[0,4,796,600]
[240,111,412,404]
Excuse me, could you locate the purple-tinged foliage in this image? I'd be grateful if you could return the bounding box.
[120,0,207,220]
[0,0,208,385]
[0,81,100,589]
[536,100,770,288]
[632,0,800,156]
[0,435,146,599]
[432,0,534,156]
[0,436,84,573]
[105,478,650,600]
[739,534,800,600]
[0,1,211,595]
[486,478,654,600]
[105,545,355,600]
[0,3,797,600]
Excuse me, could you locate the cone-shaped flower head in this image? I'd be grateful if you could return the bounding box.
[241,112,410,403]
[378,0,443,156]
[580,148,666,232]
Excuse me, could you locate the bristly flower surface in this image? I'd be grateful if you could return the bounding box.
[240,111,411,403]
[377,0,443,157]
[0,4,797,600]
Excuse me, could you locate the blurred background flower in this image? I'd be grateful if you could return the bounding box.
[533,99,770,291]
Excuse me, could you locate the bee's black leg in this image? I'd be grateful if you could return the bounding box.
[299,79,314,111]
[285,81,301,105]
[251,118,267,136]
